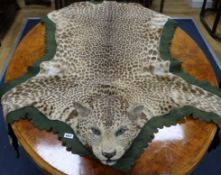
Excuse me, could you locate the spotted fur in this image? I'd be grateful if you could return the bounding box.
[2,1,221,166]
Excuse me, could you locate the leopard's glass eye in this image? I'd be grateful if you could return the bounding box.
[91,127,101,136]
[116,127,128,136]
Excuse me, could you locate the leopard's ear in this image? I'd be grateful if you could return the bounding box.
[74,103,91,117]
[128,105,144,121]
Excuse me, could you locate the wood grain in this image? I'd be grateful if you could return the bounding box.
[5,23,218,175]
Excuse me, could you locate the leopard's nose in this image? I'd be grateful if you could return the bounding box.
[102,150,116,159]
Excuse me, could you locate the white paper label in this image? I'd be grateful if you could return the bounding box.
[64,132,74,139]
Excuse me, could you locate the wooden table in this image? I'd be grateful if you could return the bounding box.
[4,22,218,175]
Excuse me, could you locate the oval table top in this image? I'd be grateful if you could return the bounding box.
[4,21,218,175]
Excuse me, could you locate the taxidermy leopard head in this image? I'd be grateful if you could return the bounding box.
[70,94,147,166]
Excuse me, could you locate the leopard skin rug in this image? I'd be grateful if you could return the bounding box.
[1,1,221,171]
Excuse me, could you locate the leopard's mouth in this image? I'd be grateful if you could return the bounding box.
[101,159,118,166]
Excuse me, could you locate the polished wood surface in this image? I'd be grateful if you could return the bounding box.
[5,23,218,175]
